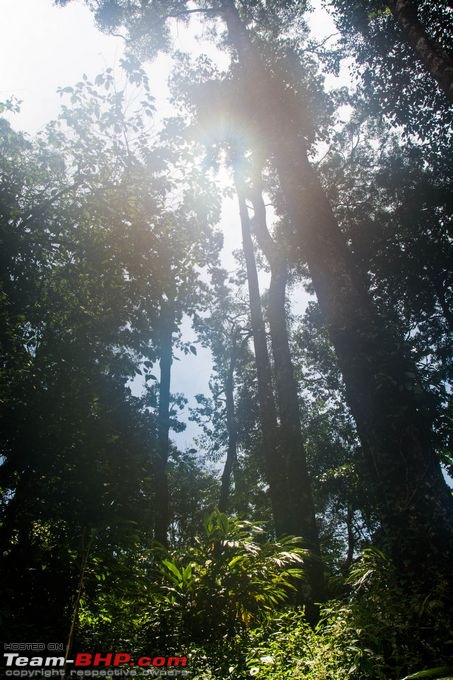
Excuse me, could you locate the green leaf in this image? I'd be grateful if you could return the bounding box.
[228,555,245,569]
[161,559,183,583]
[401,668,453,680]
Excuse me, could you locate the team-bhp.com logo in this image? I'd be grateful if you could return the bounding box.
[4,653,188,668]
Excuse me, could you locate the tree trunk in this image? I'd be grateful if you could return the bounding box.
[270,103,453,578]
[63,528,94,679]
[342,504,355,575]
[249,180,324,604]
[219,336,238,513]
[234,171,288,537]
[154,297,174,547]
[221,0,453,578]
[236,171,324,619]
[388,0,453,103]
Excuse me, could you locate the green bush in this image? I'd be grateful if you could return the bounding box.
[77,524,453,679]
[234,548,453,680]
[150,509,306,646]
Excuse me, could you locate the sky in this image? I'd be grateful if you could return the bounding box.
[0,0,339,451]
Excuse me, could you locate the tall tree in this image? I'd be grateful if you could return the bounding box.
[234,162,324,606]
[69,0,453,583]
[154,295,175,546]
[328,0,452,142]
[191,267,267,518]
[234,171,284,534]
[0,63,221,634]
[247,166,320,552]
[0,74,162,637]
[388,0,453,101]
[221,0,453,582]
[192,269,249,513]
[318,120,452,475]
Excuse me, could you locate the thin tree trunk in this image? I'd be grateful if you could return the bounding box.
[154,297,174,547]
[342,504,355,575]
[249,180,324,604]
[63,528,94,679]
[219,336,238,513]
[221,0,453,577]
[236,170,324,619]
[234,171,288,537]
[388,0,453,103]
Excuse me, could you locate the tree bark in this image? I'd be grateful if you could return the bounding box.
[276,133,453,576]
[234,171,289,538]
[63,528,94,679]
[219,334,239,513]
[342,504,355,575]
[249,179,324,604]
[154,297,174,547]
[388,0,453,103]
[236,171,324,619]
[221,0,453,578]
